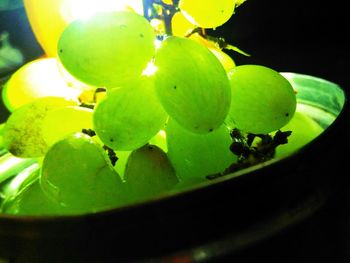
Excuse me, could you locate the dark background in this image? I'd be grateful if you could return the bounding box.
[215,1,350,262]
[213,0,349,90]
[1,1,350,262]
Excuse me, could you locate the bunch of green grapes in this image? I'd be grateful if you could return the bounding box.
[0,3,323,216]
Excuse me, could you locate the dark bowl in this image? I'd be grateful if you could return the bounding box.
[0,72,349,263]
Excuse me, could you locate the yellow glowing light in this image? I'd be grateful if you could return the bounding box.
[60,0,142,21]
[2,57,82,112]
[24,0,143,57]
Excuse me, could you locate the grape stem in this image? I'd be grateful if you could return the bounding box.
[142,0,179,36]
[207,129,292,180]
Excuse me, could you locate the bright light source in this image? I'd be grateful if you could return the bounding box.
[61,0,144,21]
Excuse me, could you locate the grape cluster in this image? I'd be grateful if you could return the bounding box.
[0,1,321,216]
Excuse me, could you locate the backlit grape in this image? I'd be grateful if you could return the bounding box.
[1,58,81,112]
[226,65,297,134]
[57,11,156,88]
[166,118,236,180]
[154,36,231,134]
[41,106,93,148]
[124,144,178,201]
[41,132,126,214]
[179,0,236,28]
[2,97,77,158]
[93,76,167,151]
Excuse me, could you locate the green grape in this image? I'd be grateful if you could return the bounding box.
[1,57,82,112]
[93,76,168,151]
[40,132,126,214]
[154,36,231,134]
[114,130,168,180]
[275,111,324,157]
[1,179,64,216]
[226,65,297,134]
[2,97,77,158]
[166,118,236,180]
[124,144,178,201]
[179,0,236,29]
[42,106,93,148]
[57,11,156,88]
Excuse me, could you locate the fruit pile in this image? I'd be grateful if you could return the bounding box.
[0,0,323,215]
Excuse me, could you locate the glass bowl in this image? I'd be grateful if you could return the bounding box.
[0,72,348,262]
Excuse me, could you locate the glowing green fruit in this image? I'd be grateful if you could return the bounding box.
[275,111,323,157]
[166,118,236,180]
[41,132,126,213]
[227,65,297,134]
[1,57,82,112]
[179,0,236,28]
[2,97,77,158]
[93,76,167,151]
[124,144,178,201]
[1,179,64,216]
[42,106,93,148]
[154,36,231,134]
[57,11,156,88]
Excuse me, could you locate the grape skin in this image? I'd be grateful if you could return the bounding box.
[275,111,323,157]
[93,76,168,151]
[124,144,178,201]
[154,36,231,134]
[1,179,65,215]
[166,118,236,180]
[41,106,93,148]
[226,65,297,134]
[40,132,126,214]
[2,97,77,158]
[57,11,156,88]
[179,0,236,29]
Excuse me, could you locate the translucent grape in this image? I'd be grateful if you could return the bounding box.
[171,11,195,37]
[179,0,236,29]
[124,144,178,201]
[93,76,168,151]
[114,130,168,180]
[2,97,77,158]
[226,65,297,134]
[42,106,93,148]
[1,179,64,215]
[187,33,236,72]
[57,11,156,88]
[1,58,81,112]
[40,132,126,214]
[154,36,231,134]
[166,118,237,180]
[275,111,323,157]
[209,48,236,72]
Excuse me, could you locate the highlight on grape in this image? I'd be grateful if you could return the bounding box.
[0,0,323,216]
